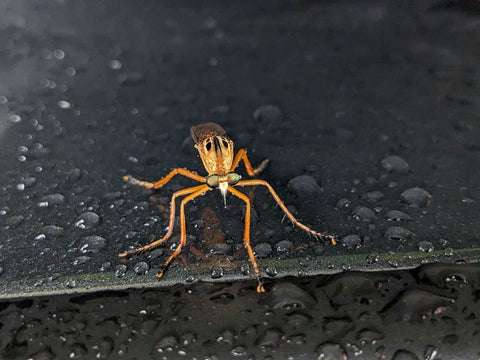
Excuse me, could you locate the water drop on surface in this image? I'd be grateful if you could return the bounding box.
[253,242,272,258]
[401,187,432,207]
[40,193,65,206]
[80,235,106,253]
[352,206,376,223]
[73,256,91,266]
[75,211,100,229]
[315,342,348,360]
[385,210,411,222]
[391,349,420,360]
[341,234,362,250]
[57,100,72,109]
[385,226,413,241]
[418,240,434,253]
[253,104,282,122]
[288,175,322,198]
[211,266,224,279]
[381,155,411,173]
[275,240,293,253]
[134,261,149,275]
[115,264,127,278]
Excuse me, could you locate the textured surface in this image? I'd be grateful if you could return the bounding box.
[1,0,480,299]
[1,264,479,359]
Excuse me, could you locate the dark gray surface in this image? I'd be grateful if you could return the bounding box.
[1,0,480,299]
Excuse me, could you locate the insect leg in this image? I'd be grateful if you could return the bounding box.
[236,179,336,245]
[227,186,265,293]
[119,184,208,257]
[123,168,206,190]
[156,184,211,279]
[230,149,269,176]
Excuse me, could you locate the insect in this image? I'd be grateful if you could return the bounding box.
[120,122,335,292]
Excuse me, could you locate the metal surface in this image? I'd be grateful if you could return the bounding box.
[1,0,480,299]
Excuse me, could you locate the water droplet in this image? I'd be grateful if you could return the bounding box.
[79,236,106,253]
[387,259,399,268]
[100,262,111,272]
[73,256,91,266]
[134,261,149,275]
[261,282,315,310]
[401,187,432,207]
[288,175,322,198]
[208,243,232,255]
[253,104,282,122]
[217,330,235,344]
[256,329,282,349]
[109,59,122,70]
[422,346,439,360]
[36,225,65,239]
[53,49,65,59]
[265,267,278,277]
[418,240,434,253]
[353,206,376,223]
[115,264,127,277]
[360,190,384,202]
[211,266,224,279]
[57,100,72,109]
[385,226,413,241]
[392,349,420,360]
[9,114,21,123]
[39,193,65,207]
[275,240,293,253]
[381,155,411,173]
[315,342,348,360]
[75,211,100,230]
[336,198,351,208]
[385,210,411,222]
[356,328,385,344]
[341,234,362,250]
[230,346,247,357]
[253,243,272,258]
[155,335,178,353]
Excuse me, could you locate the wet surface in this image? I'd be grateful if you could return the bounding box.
[1,0,480,300]
[1,264,479,359]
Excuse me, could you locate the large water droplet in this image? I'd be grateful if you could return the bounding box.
[385,226,413,241]
[75,212,100,230]
[39,193,65,207]
[315,342,348,360]
[381,155,411,173]
[134,261,149,275]
[352,206,376,223]
[341,234,362,250]
[401,187,432,207]
[253,104,282,122]
[80,235,106,253]
[261,282,315,310]
[253,243,272,258]
[385,210,411,222]
[115,264,127,278]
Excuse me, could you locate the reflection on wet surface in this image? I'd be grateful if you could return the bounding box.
[0,264,478,359]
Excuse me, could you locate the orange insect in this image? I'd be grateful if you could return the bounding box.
[120,123,335,292]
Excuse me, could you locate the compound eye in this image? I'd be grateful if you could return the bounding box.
[226,172,241,185]
[205,139,212,152]
[206,174,220,188]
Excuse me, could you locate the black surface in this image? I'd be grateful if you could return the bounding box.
[1,0,479,299]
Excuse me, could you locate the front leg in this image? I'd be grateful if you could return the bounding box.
[123,168,206,189]
[230,149,269,176]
